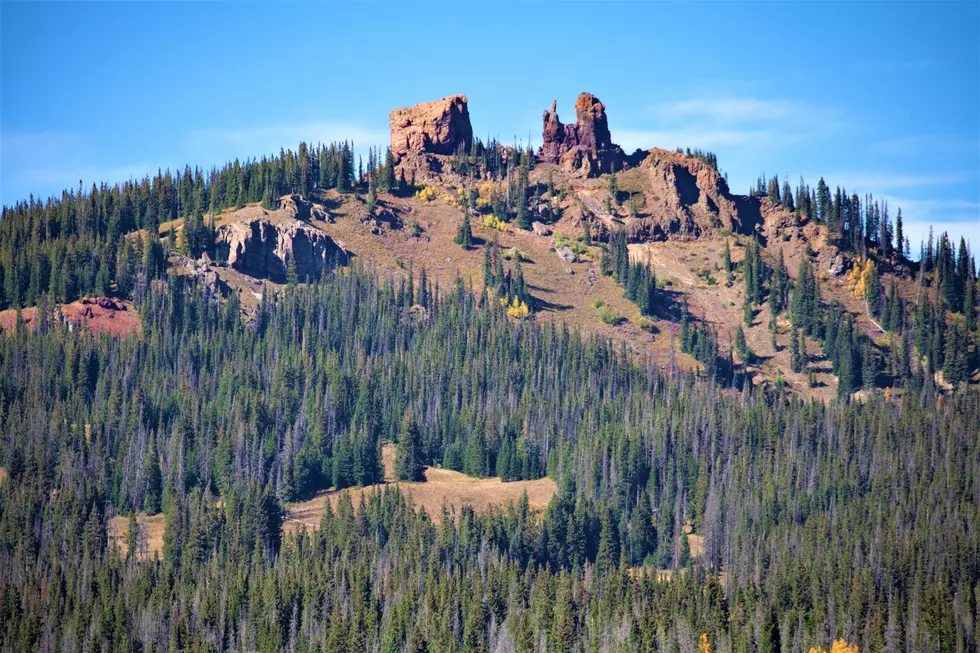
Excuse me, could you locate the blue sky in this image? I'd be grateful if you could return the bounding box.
[2,2,978,252]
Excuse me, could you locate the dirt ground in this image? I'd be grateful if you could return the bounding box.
[108,512,166,560]
[283,443,557,535]
[632,239,839,400]
[0,297,140,338]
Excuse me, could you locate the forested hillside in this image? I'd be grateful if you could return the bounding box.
[0,265,976,652]
[0,90,978,653]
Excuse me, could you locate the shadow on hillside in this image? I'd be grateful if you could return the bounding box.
[652,289,685,322]
[732,196,767,246]
[533,296,573,312]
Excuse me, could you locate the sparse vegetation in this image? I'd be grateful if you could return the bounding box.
[597,303,623,324]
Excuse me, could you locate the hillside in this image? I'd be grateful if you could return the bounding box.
[145,92,963,402]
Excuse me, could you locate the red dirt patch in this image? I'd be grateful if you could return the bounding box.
[0,297,140,338]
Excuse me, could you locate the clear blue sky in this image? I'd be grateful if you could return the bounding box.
[2,1,978,251]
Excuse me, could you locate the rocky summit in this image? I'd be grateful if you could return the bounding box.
[389,95,473,160]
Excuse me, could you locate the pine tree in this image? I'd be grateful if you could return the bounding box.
[125,512,140,561]
[790,329,801,373]
[608,162,617,203]
[383,148,396,193]
[454,214,473,249]
[286,253,298,286]
[735,325,747,361]
[723,240,733,286]
[629,492,656,565]
[759,608,781,653]
[799,331,808,372]
[964,258,976,332]
[516,191,531,230]
[366,176,377,214]
[895,208,904,260]
[395,410,425,482]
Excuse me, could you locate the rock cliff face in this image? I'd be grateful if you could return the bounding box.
[537,93,631,177]
[216,219,347,282]
[636,149,757,239]
[390,95,473,160]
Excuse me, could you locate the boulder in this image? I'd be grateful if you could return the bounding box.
[532,221,551,236]
[537,93,632,177]
[827,253,846,277]
[390,95,473,160]
[216,219,348,282]
[556,246,577,264]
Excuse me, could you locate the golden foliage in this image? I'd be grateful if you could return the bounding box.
[414,186,438,202]
[482,215,508,232]
[698,633,711,653]
[808,639,859,653]
[847,258,876,299]
[441,189,466,207]
[475,182,496,210]
[506,297,530,319]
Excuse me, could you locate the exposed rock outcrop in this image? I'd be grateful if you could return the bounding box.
[537,93,634,177]
[635,149,753,239]
[390,95,473,160]
[175,254,231,297]
[279,194,330,223]
[216,219,348,282]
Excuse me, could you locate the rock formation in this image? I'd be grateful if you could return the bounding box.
[216,219,348,282]
[390,95,473,160]
[537,93,632,176]
[635,149,752,240]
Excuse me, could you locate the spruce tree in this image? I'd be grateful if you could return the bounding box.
[454,214,473,249]
[790,328,801,373]
[735,325,747,361]
[723,240,733,286]
[395,410,425,482]
[383,148,396,193]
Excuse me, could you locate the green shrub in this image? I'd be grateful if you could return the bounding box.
[597,305,623,325]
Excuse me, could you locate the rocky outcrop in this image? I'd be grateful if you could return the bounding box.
[556,246,577,264]
[175,254,231,297]
[216,219,348,282]
[636,149,754,239]
[390,95,473,160]
[537,93,633,177]
[279,194,330,223]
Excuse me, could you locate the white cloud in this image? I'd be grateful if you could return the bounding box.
[615,96,843,155]
[653,98,818,123]
[869,134,979,157]
[1,130,153,203]
[820,171,970,193]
